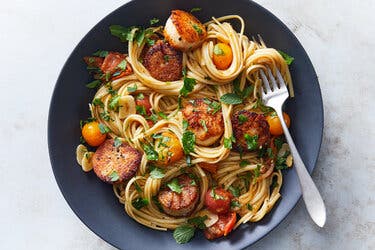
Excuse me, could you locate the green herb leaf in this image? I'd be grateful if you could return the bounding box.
[135,29,146,46]
[113,137,122,148]
[167,178,182,194]
[109,171,119,182]
[136,105,147,116]
[254,164,261,178]
[150,167,165,179]
[274,137,284,150]
[173,225,195,244]
[92,98,104,108]
[190,7,202,13]
[238,114,248,124]
[158,112,168,120]
[134,181,142,193]
[152,195,164,212]
[275,153,289,170]
[163,55,170,62]
[213,44,224,55]
[143,144,159,161]
[150,18,160,25]
[247,203,253,211]
[132,197,149,210]
[98,123,110,134]
[100,111,112,122]
[220,93,243,105]
[86,80,101,89]
[109,25,133,42]
[182,131,195,154]
[182,120,189,130]
[146,38,155,46]
[180,77,196,97]
[187,216,208,230]
[127,84,137,93]
[117,60,127,70]
[228,185,240,197]
[92,50,108,57]
[192,24,202,35]
[210,188,225,200]
[109,95,121,111]
[244,134,258,150]
[200,120,208,132]
[209,101,221,114]
[278,50,294,65]
[240,160,250,167]
[136,93,144,100]
[231,200,241,208]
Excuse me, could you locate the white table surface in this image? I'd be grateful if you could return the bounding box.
[1,0,374,249]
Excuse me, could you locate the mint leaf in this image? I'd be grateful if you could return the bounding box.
[220,93,243,105]
[167,178,182,194]
[86,80,101,89]
[173,225,195,244]
[278,50,294,65]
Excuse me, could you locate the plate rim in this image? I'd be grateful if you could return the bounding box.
[48,0,324,249]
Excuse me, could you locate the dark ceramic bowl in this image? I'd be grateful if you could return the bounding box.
[48,0,323,249]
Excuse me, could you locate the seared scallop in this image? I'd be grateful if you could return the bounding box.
[182,98,224,146]
[164,10,207,51]
[143,40,183,82]
[158,174,199,217]
[92,139,142,184]
[231,110,271,152]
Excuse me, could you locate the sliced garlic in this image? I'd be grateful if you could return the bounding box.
[119,95,136,119]
[196,209,219,227]
[278,143,291,157]
[81,152,94,172]
[76,144,88,165]
[286,154,293,167]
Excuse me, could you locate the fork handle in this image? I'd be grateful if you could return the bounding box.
[275,107,326,227]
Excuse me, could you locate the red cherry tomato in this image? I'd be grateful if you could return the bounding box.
[204,212,237,240]
[205,188,232,214]
[135,94,152,116]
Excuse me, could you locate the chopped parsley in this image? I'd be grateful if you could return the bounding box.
[274,137,284,150]
[143,144,159,161]
[92,50,109,57]
[210,188,225,200]
[98,123,110,134]
[238,114,248,124]
[167,178,182,194]
[182,120,189,130]
[228,185,240,197]
[109,171,119,182]
[275,152,289,170]
[150,167,165,179]
[132,197,149,210]
[240,160,250,167]
[86,80,101,89]
[92,98,104,108]
[278,50,294,65]
[117,60,127,70]
[220,93,243,105]
[192,24,202,35]
[200,120,208,132]
[136,105,147,116]
[190,7,202,13]
[244,134,258,150]
[213,44,224,55]
[150,18,159,25]
[113,137,122,148]
[224,135,236,149]
[163,55,170,62]
[109,95,121,111]
[180,70,196,97]
[182,131,195,154]
[127,84,137,93]
[247,203,253,211]
[187,216,208,230]
[231,200,241,208]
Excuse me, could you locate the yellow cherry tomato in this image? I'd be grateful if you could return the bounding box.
[155,132,184,166]
[266,112,291,136]
[82,121,107,147]
[212,43,233,70]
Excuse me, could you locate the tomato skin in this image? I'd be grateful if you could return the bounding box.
[135,95,152,116]
[212,43,233,70]
[199,162,218,174]
[205,188,232,214]
[266,112,291,136]
[81,121,107,147]
[155,132,184,165]
[204,212,237,240]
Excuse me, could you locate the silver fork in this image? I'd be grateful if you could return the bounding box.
[260,67,326,227]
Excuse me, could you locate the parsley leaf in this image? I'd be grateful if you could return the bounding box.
[210,188,225,200]
[247,203,253,211]
[117,60,127,70]
[238,114,248,124]
[240,160,250,167]
[127,84,137,93]
[163,55,170,62]
[190,7,202,12]
[132,197,149,210]
[274,137,284,150]
[109,171,119,182]
[92,98,104,108]
[209,101,221,114]
[86,80,101,89]
[182,131,195,154]
[136,105,147,116]
[109,25,134,42]
[244,134,258,150]
[109,95,121,111]
[182,120,189,130]
[113,137,122,148]
[278,50,294,65]
[200,120,208,132]
[150,18,159,25]
[180,77,196,97]
[173,225,195,244]
[275,153,289,170]
[192,24,202,35]
[231,200,241,208]
[143,144,159,161]
[228,186,240,197]
[187,216,208,230]
[220,93,243,105]
[213,44,224,55]
[224,135,236,149]
[98,124,110,134]
[167,178,182,194]
[158,111,168,119]
[92,50,109,57]
[150,167,165,179]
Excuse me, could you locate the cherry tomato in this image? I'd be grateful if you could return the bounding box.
[205,188,232,214]
[212,43,233,70]
[199,162,218,174]
[81,121,107,147]
[155,132,184,165]
[266,112,291,136]
[135,94,152,116]
[204,212,237,240]
[100,52,127,74]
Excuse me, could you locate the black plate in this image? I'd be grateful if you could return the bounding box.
[48,0,323,249]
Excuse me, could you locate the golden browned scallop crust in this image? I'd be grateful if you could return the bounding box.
[231,110,271,152]
[92,139,142,184]
[182,98,224,146]
[143,40,183,82]
[158,174,199,217]
[164,10,207,51]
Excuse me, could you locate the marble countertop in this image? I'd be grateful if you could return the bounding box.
[1,0,373,249]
